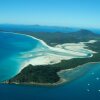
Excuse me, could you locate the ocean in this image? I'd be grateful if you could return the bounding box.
[0,32,42,81]
[0,32,100,100]
[0,63,100,100]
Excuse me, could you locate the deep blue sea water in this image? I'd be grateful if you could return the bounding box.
[0,32,100,100]
[0,63,100,100]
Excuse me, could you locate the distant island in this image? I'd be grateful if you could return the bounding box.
[0,25,100,86]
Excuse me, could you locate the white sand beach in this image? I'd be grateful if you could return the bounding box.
[6,32,96,71]
[19,33,97,71]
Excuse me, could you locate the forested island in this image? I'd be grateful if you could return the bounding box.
[0,25,100,85]
[6,30,100,85]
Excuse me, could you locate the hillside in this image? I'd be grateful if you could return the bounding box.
[0,24,100,46]
[8,41,100,84]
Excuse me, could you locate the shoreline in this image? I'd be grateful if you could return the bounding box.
[58,61,100,75]
[0,31,99,86]
[14,32,96,71]
[1,77,67,87]
[1,61,100,87]
[3,31,95,75]
[58,61,100,83]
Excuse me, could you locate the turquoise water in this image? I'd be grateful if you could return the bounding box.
[0,32,44,81]
[0,32,91,82]
[0,63,100,100]
[0,32,100,100]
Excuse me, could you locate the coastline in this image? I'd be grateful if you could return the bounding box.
[1,77,67,86]
[0,31,99,86]
[58,61,100,83]
[1,61,100,86]
[12,32,96,71]
[2,31,95,76]
[58,61,100,75]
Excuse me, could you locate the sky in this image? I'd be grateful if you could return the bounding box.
[0,0,100,28]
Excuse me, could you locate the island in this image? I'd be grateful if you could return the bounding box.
[0,25,100,86]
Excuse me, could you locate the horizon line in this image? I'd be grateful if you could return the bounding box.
[0,23,100,29]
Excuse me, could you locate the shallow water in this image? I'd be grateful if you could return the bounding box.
[0,32,92,81]
[0,32,42,81]
[0,63,100,100]
[0,32,100,100]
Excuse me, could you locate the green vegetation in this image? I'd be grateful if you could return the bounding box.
[19,29,100,46]
[1,28,99,84]
[1,28,100,46]
[9,65,60,83]
[9,40,100,84]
